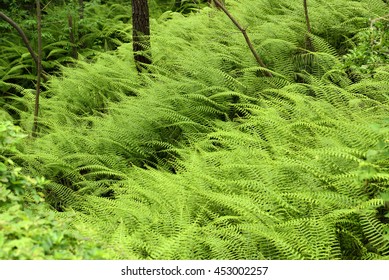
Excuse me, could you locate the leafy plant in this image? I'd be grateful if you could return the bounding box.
[2,0,389,260]
[0,121,106,259]
[342,15,389,79]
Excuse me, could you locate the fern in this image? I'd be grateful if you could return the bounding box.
[4,0,389,260]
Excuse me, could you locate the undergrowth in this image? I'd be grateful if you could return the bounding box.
[1,0,388,259]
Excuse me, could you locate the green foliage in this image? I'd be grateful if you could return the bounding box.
[357,128,389,192]
[342,16,389,78]
[1,0,389,260]
[0,122,31,201]
[0,121,106,259]
[357,129,389,253]
[48,78,388,259]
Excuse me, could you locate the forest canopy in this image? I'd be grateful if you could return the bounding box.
[0,0,388,260]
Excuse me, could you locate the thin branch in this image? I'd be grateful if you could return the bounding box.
[68,14,78,59]
[0,11,49,82]
[370,13,389,29]
[303,0,314,52]
[212,0,272,77]
[303,0,312,34]
[79,0,84,20]
[0,11,38,66]
[32,0,43,137]
[42,0,53,11]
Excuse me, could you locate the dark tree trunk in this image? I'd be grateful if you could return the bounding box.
[79,0,84,20]
[68,14,78,59]
[303,0,314,52]
[32,0,42,137]
[132,0,151,72]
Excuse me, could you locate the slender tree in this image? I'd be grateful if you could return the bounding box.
[132,0,151,72]
[211,0,272,77]
[79,0,84,20]
[303,0,314,52]
[0,11,38,66]
[208,0,224,9]
[32,0,43,137]
[68,14,78,59]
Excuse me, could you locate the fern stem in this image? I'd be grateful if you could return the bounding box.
[212,0,272,77]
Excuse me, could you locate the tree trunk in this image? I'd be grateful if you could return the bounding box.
[303,0,314,52]
[132,0,151,72]
[68,14,78,59]
[32,0,42,137]
[79,0,84,20]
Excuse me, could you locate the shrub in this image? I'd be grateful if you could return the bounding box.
[0,121,106,259]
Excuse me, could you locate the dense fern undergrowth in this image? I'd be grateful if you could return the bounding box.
[1,0,389,259]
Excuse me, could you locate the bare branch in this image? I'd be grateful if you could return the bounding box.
[212,0,272,77]
[303,0,314,52]
[0,11,39,66]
